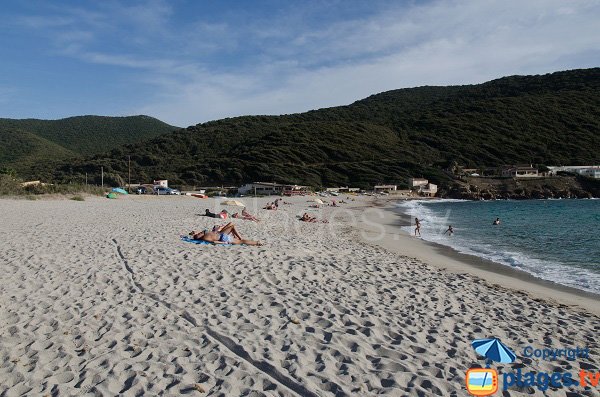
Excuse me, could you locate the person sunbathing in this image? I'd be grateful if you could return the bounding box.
[300,213,316,222]
[189,222,262,245]
[241,208,260,221]
[203,208,228,218]
[299,213,328,223]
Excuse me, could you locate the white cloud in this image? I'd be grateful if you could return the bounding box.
[130,0,600,126]
[9,0,600,126]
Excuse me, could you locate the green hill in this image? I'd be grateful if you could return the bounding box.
[0,115,177,174]
[0,128,77,169]
[31,68,600,188]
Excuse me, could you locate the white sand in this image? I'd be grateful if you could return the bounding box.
[0,195,598,396]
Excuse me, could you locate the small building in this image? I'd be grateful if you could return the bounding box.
[501,165,539,178]
[374,185,397,193]
[407,177,438,196]
[237,182,309,196]
[327,186,360,193]
[420,183,438,197]
[408,178,429,188]
[238,182,284,196]
[153,179,168,188]
[547,166,600,179]
[282,185,309,196]
[461,168,478,175]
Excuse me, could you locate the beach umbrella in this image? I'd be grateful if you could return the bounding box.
[221,199,245,207]
[112,187,128,195]
[472,338,516,365]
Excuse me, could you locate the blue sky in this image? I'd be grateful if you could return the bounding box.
[1,0,599,127]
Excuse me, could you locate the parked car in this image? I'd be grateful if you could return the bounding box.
[136,186,149,195]
[154,187,180,195]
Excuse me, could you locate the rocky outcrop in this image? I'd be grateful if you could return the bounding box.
[441,175,597,200]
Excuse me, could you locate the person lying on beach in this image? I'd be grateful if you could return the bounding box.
[203,209,228,219]
[263,202,277,210]
[242,207,260,221]
[232,208,260,222]
[299,213,328,223]
[189,222,263,245]
[444,225,454,236]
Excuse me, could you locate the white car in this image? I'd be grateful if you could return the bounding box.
[155,187,180,195]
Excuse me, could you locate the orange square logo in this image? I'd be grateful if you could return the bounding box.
[466,368,498,396]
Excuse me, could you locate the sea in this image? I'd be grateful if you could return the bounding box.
[397,199,600,294]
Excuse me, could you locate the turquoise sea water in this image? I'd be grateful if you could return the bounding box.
[397,199,600,294]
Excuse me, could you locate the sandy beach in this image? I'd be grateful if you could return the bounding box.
[0,195,598,396]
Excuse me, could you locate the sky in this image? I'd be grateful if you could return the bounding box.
[0,0,599,127]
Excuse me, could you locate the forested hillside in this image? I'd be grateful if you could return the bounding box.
[0,115,176,174]
[22,68,600,188]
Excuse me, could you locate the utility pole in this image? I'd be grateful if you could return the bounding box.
[85,172,88,186]
[101,166,104,188]
[128,155,131,192]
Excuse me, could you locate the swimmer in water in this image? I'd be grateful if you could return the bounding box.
[493,217,500,225]
[444,225,454,236]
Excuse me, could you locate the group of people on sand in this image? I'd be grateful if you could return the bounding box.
[263,198,292,210]
[263,199,279,210]
[414,217,501,237]
[190,198,330,245]
[203,207,260,222]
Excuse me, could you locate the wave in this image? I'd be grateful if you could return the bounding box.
[394,200,600,294]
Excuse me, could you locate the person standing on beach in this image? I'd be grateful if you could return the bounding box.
[414,217,421,237]
[444,225,454,236]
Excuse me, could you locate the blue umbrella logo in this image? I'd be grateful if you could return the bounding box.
[472,338,516,367]
[467,338,515,396]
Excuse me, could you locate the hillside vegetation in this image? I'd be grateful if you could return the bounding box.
[25,68,600,188]
[0,115,176,174]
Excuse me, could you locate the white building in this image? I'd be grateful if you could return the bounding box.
[408,178,429,188]
[374,185,397,193]
[238,182,310,196]
[407,177,438,196]
[153,179,168,187]
[501,166,539,178]
[421,183,438,196]
[547,166,600,179]
[238,182,284,195]
[326,186,360,193]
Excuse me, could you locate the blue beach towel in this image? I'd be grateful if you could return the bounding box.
[180,235,233,246]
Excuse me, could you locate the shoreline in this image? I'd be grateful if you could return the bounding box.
[354,197,600,316]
